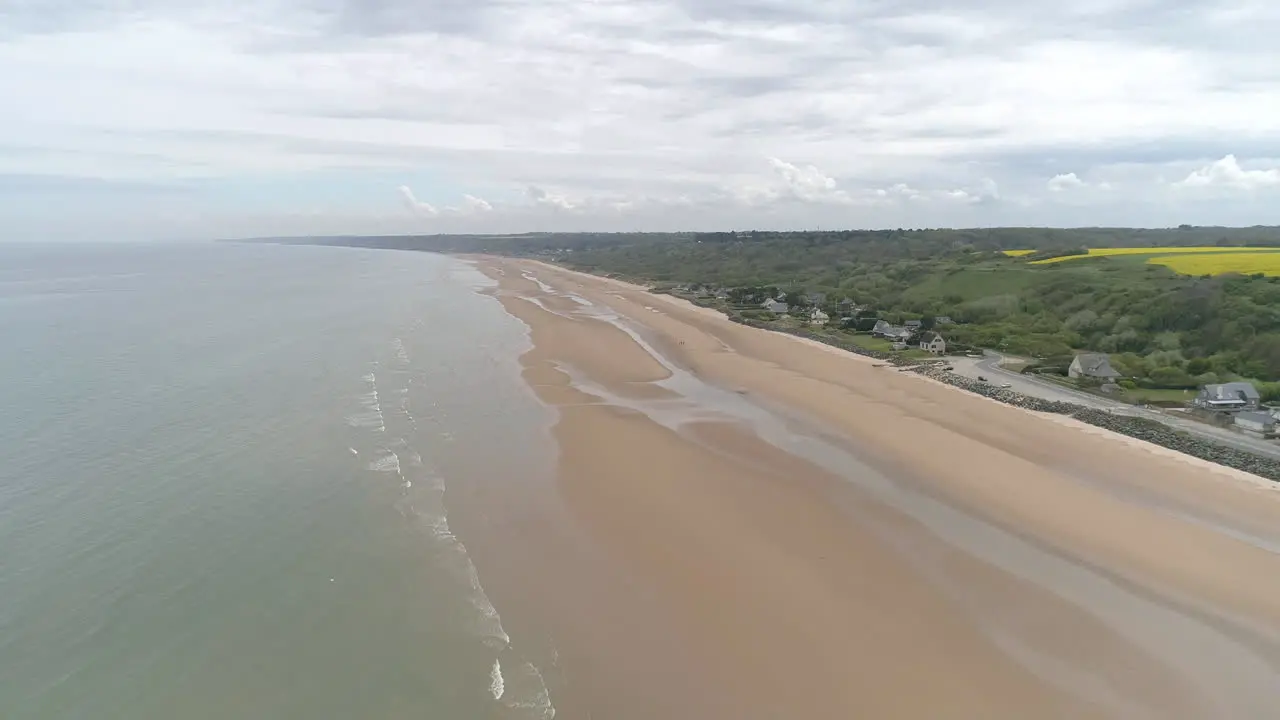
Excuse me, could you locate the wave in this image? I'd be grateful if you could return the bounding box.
[490,658,505,700]
[350,350,554,718]
[405,470,558,717]
[521,272,556,294]
[368,451,401,475]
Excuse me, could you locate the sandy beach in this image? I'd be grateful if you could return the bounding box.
[471,256,1280,719]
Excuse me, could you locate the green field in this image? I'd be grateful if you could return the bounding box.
[1117,387,1197,405]
[848,334,894,351]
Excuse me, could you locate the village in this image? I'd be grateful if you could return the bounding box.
[665,283,1280,444]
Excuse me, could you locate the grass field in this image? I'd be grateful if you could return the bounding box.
[848,334,894,351]
[1003,247,1280,276]
[1118,387,1196,405]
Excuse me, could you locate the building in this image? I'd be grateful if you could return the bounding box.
[1195,382,1261,412]
[918,332,947,355]
[809,309,829,326]
[871,319,894,337]
[806,292,828,307]
[891,341,908,351]
[935,316,954,325]
[1068,353,1121,380]
[762,298,788,314]
[1233,411,1276,437]
[905,319,923,331]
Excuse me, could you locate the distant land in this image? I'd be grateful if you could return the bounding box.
[244,225,1280,396]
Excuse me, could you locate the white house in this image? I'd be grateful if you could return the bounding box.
[918,332,946,355]
[762,298,788,314]
[810,309,829,326]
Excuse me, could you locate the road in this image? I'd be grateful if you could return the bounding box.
[946,351,1280,462]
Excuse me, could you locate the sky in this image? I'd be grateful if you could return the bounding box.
[2,0,1279,241]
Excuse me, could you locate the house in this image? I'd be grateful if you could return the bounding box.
[1068,353,1121,380]
[1233,411,1276,437]
[838,298,854,312]
[905,319,923,330]
[891,341,908,351]
[918,332,947,355]
[1195,382,1261,412]
[762,298,789,314]
[871,319,894,337]
[715,289,730,300]
[809,309,829,326]
[935,316,954,325]
[805,292,828,307]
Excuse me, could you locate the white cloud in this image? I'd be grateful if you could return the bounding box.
[765,157,850,204]
[398,185,439,216]
[2,1,1279,238]
[461,194,493,212]
[399,186,495,216]
[1178,154,1280,190]
[1048,172,1085,191]
[525,186,579,211]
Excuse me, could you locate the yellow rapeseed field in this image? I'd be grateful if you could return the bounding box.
[1147,252,1280,277]
[1003,246,1280,275]
[1029,246,1278,264]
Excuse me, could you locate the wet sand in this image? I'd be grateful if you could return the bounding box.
[471,256,1280,719]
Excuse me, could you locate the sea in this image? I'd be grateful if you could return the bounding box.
[0,242,559,719]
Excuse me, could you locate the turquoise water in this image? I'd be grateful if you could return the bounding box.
[0,243,556,719]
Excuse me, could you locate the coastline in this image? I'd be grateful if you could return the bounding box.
[468,254,1280,718]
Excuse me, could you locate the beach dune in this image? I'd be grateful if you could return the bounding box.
[474,256,1280,719]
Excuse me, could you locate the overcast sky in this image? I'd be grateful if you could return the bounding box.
[3,0,1279,240]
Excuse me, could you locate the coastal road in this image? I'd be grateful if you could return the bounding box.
[948,351,1280,461]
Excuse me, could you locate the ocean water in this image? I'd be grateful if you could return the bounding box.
[0,242,557,719]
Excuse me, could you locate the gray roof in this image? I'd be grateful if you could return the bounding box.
[1072,353,1121,378]
[920,332,944,343]
[1203,382,1260,401]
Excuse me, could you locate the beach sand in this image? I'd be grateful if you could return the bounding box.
[470,256,1280,719]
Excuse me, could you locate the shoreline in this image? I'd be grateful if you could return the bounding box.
[515,258,1280,486]
[468,255,1280,718]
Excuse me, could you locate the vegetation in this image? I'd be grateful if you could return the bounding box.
[253,225,1280,387]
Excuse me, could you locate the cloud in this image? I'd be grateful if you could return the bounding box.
[398,185,439,216]
[526,185,579,210]
[1177,154,1280,191]
[461,194,493,212]
[3,0,1280,238]
[1047,172,1085,191]
[766,157,848,203]
[399,186,495,216]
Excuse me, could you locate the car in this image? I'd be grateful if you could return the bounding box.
[1000,383,1012,388]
